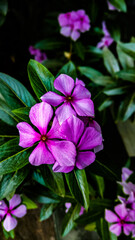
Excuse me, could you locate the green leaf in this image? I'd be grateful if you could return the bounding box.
[96,218,111,240]
[21,195,38,209]
[90,76,114,86]
[35,39,65,50]
[0,138,33,174]
[65,171,84,206]
[74,169,90,210]
[109,0,127,12]
[40,165,65,197]
[115,69,135,82]
[3,228,15,239]
[116,44,134,69]
[0,72,36,107]
[0,100,18,126]
[75,210,103,225]
[103,47,120,75]
[116,92,135,121]
[0,0,8,26]
[40,203,57,221]
[87,45,103,57]
[61,203,81,237]
[32,170,46,186]
[27,59,55,99]
[57,61,77,79]
[78,66,102,81]
[98,97,114,111]
[103,85,128,96]
[12,107,30,122]
[95,175,104,198]
[0,167,29,200]
[117,41,135,59]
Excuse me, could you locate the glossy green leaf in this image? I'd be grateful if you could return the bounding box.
[74,41,85,60]
[40,203,57,221]
[115,69,135,82]
[96,218,110,240]
[32,170,46,186]
[103,47,120,75]
[103,85,128,96]
[98,98,114,111]
[65,171,84,206]
[74,169,90,210]
[21,195,38,209]
[0,167,29,200]
[116,44,134,69]
[116,92,135,121]
[109,0,127,12]
[57,61,77,79]
[40,165,65,197]
[0,0,8,26]
[117,41,135,59]
[78,66,102,81]
[12,107,30,122]
[75,210,103,225]
[27,59,55,99]
[0,72,36,107]
[87,45,103,57]
[0,100,18,126]
[91,76,114,86]
[95,175,105,198]
[3,228,15,239]
[61,203,81,237]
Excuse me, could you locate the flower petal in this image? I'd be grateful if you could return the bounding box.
[41,91,64,106]
[47,116,62,139]
[53,162,74,173]
[9,194,21,209]
[72,99,95,117]
[55,103,76,125]
[59,115,84,145]
[0,209,6,219]
[17,122,41,148]
[3,214,17,232]
[105,209,119,223]
[54,74,74,96]
[109,223,121,236]
[76,151,95,169]
[29,141,55,166]
[72,84,91,100]
[60,26,71,37]
[114,204,128,219]
[78,127,102,151]
[122,167,133,182]
[71,30,80,41]
[11,205,27,218]
[29,102,53,135]
[47,140,76,166]
[0,200,8,210]
[123,224,134,236]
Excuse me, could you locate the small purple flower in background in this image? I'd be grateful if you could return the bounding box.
[105,203,134,236]
[17,102,76,167]
[65,202,84,216]
[52,115,103,173]
[121,167,133,182]
[29,45,47,63]
[0,194,27,232]
[118,167,135,195]
[97,21,114,49]
[58,10,90,41]
[41,74,94,124]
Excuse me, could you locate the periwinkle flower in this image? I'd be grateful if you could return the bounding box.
[29,45,47,63]
[107,1,120,11]
[41,74,94,124]
[58,10,90,41]
[17,102,76,167]
[105,204,134,236]
[97,21,113,49]
[0,195,27,232]
[52,115,103,173]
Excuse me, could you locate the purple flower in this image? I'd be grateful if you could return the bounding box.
[52,115,103,173]
[58,10,90,41]
[105,204,134,236]
[122,167,133,182]
[118,167,134,195]
[29,45,47,63]
[118,192,135,212]
[97,21,113,49]
[65,202,84,215]
[41,74,94,124]
[17,102,76,167]
[0,195,27,232]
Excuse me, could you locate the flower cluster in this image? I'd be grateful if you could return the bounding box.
[97,21,113,49]
[29,46,47,63]
[0,194,27,232]
[105,167,135,237]
[17,74,103,173]
[58,10,90,41]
